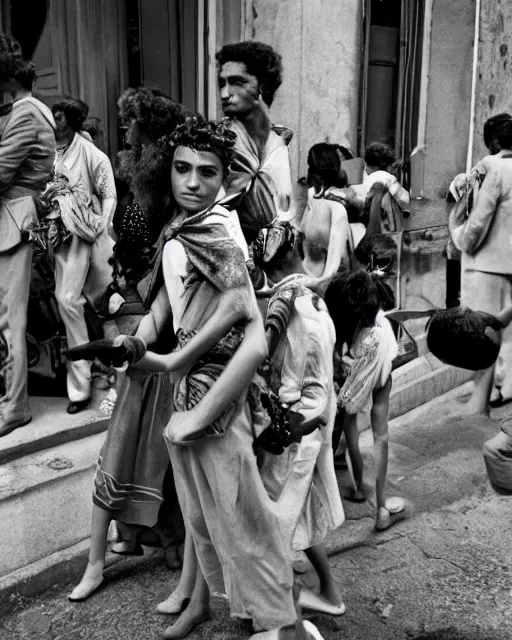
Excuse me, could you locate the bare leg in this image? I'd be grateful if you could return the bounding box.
[466,366,495,417]
[304,545,343,606]
[112,521,143,554]
[371,379,406,531]
[163,562,211,639]
[157,532,196,614]
[69,505,111,601]
[371,380,391,511]
[343,412,365,500]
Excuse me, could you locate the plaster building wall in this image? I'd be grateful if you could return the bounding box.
[247,0,363,184]
[473,0,512,163]
[408,0,476,231]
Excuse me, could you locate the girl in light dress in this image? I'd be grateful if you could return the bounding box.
[325,270,406,531]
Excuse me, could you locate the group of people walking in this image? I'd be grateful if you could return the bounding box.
[4,27,512,640]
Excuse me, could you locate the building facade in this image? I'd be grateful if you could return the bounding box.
[0,0,507,308]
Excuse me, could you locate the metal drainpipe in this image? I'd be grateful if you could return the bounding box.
[466,0,481,173]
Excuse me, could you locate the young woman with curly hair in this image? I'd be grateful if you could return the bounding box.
[112,87,187,288]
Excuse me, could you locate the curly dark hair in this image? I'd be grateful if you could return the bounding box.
[132,116,237,227]
[364,142,397,171]
[117,87,187,142]
[52,97,89,132]
[355,233,397,276]
[166,115,237,172]
[216,41,283,106]
[483,112,512,150]
[0,33,28,88]
[325,270,394,346]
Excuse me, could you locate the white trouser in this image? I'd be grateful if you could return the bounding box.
[54,235,92,402]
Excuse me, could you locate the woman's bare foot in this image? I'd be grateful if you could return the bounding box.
[68,562,104,601]
[162,602,211,639]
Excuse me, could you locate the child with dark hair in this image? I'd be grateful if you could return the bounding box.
[250,220,346,617]
[325,270,406,531]
[359,141,410,232]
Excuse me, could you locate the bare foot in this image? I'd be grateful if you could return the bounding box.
[343,486,366,503]
[375,506,406,531]
[68,562,104,601]
[162,603,211,639]
[298,588,345,616]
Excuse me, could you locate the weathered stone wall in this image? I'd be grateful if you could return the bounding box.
[472,0,512,163]
[246,0,363,182]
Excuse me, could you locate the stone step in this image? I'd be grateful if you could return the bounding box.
[0,431,105,579]
[0,393,109,465]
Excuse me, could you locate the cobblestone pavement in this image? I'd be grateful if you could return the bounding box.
[2,384,512,640]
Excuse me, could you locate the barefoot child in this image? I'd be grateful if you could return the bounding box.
[325,270,405,531]
[250,220,346,616]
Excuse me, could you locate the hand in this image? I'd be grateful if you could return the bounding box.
[369,181,388,196]
[164,408,206,446]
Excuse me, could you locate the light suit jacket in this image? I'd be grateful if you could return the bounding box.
[0,97,56,253]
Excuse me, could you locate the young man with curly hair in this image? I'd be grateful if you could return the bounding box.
[216,41,295,243]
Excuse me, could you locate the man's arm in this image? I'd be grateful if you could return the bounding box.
[455,165,500,255]
[0,109,38,191]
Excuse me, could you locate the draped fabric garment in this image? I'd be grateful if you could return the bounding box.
[162,205,297,631]
[222,119,295,240]
[259,275,345,551]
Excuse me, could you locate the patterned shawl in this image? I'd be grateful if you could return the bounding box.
[145,206,250,308]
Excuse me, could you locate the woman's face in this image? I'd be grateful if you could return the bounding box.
[171,146,224,214]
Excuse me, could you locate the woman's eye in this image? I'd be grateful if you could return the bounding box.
[175,164,188,174]
[201,169,217,178]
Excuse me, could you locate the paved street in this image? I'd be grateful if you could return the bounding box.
[2,382,512,640]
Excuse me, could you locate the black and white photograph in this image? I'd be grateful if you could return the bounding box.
[0,1,511,639]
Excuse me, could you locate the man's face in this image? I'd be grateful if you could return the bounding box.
[54,110,71,137]
[171,146,224,214]
[218,61,260,117]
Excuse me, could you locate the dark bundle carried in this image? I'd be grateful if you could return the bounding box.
[252,388,292,456]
